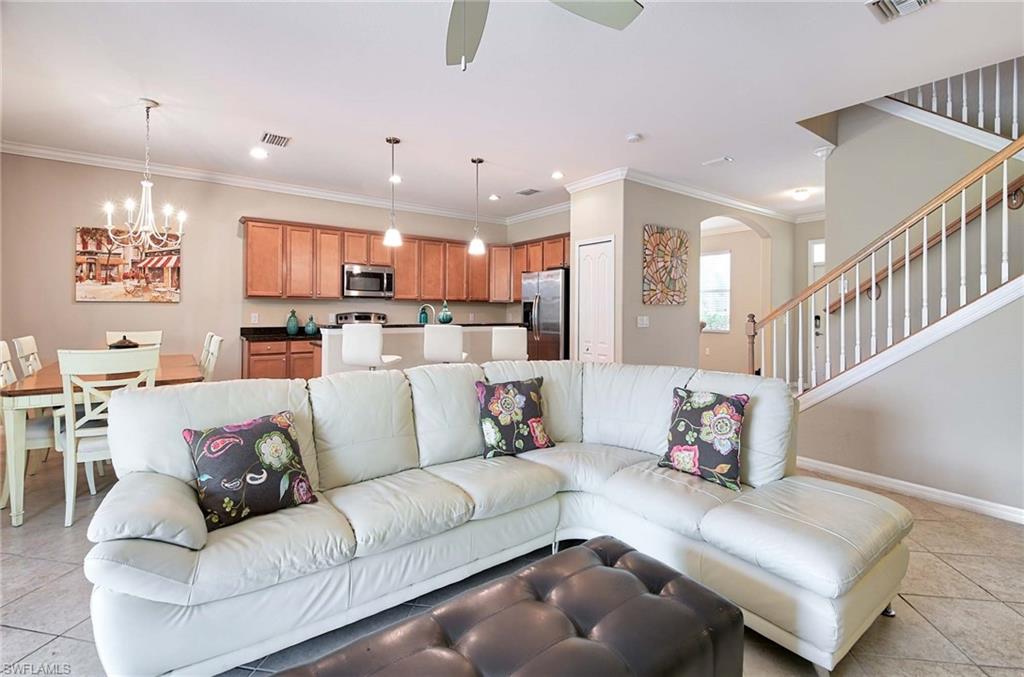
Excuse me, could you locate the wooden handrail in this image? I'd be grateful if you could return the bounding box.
[825,173,1024,313]
[755,133,1024,329]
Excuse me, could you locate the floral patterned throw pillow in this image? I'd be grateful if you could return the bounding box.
[183,411,317,530]
[474,378,555,458]
[658,388,749,491]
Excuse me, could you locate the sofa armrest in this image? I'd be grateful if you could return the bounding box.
[88,472,208,550]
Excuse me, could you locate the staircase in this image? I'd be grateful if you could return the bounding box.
[744,133,1024,405]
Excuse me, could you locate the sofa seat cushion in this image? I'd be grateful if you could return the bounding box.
[699,476,913,598]
[84,494,356,606]
[601,460,749,540]
[424,456,561,520]
[326,469,474,557]
[517,443,650,493]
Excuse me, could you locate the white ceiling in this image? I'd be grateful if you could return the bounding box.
[3,2,1021,223]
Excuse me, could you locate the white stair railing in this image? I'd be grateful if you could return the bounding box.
[746,135,1024,392]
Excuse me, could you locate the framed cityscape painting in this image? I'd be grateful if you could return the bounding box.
[641,224,688,305]
[74,227,181,303]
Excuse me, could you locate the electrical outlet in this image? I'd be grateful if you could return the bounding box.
[636,315,650,328]
[705,347,711,356]
[250,313,259,324]
[469,312,476,322]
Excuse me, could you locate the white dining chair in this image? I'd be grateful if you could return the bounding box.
[341,324,401,371]
[201,335,223,381]
[105,330,163,346]
[0,341,57,511]
[423,325,468,363]
[12,336,43,377]
[491,326,529,361]
[56,346,159,526]
[199,332,215,366]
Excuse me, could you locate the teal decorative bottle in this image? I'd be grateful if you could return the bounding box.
[286,309,300,336]
[304,315,318,336]
[437,300,453,324]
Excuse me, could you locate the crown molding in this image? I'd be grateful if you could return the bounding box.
[1,141,513,226]
[505,201,571,225]
[563,168,630,195]
[794,211,825,224]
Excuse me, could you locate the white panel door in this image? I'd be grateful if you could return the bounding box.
[577,239,614,362]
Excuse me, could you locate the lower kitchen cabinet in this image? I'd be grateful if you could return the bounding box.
[243,339,316,379]
[246,353,288,378]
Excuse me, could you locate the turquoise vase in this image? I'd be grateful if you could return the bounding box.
[304,316,318,336]
[437,301,453,324]
[286,310,300,336]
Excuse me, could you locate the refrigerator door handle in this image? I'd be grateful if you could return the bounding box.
[533,294,541,340]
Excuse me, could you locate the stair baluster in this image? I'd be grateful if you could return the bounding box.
[941,203,948,316]
[887,240,894,347]
[960,189,968,307]
[870,250,878,356]
[922,214,929,328]
[798,302,804,393]
[840,272,847,372]
[853,267,860,365]
[995,63,1002,136]
[981,174,988,295]
[824,283,832,379]
[904,229,911,338]
[1003,161,1010,283]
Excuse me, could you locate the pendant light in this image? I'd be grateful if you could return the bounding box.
[468,157,486,255]
[383,137,403,247]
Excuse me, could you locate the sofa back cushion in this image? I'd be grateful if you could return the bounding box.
[108,378,318,489]
[582,363,697,455]
[482,360,583,443]
[308,370,418,489]
[684,370,795,487]
[405,363,486,467]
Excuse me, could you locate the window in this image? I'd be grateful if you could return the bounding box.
[700,251,731,332]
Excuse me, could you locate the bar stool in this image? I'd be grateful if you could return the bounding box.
[341,324,401,371]
[423,325,468,363]
[491,326,529,361]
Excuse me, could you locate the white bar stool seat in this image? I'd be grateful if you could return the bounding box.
[342,324,401,371]
[491,326,529,361]
[423,324,468,363]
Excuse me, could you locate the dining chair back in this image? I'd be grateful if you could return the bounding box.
[12,336,43,377]
[0,340,18,386]
[56,346,159,525]
[200,331,216,366]
[105,330,164,346]
[490,326,529,361]
[201,335,223,381]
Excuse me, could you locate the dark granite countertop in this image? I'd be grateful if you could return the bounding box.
[240,322,524,342]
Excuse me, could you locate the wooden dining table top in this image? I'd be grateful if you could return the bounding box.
[0,353,203,398]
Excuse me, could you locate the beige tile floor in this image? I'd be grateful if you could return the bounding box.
[2,458,1022,676]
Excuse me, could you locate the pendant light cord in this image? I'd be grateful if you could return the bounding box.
[143,105,152,181]
[474,160,479,235]
[390,140,396,226]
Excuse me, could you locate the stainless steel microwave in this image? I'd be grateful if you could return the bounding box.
[342,264,394,298]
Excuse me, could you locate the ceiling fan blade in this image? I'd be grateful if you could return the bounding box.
[446,0,490,68]
[549,0,643,30]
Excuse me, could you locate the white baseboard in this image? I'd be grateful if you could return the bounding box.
[797,457,1024,525]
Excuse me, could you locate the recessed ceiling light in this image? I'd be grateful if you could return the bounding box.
[551,170,564,180]
[626,133,643,143]
[791,188,812,202]
[488,194,500,201]
[389,174,402,184]
[249,146,269,160]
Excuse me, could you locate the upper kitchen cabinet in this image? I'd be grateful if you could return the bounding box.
[445,242,468,301]
[512,245,527,301]
[526,242,544,273]
[393,237,421,300]
[315,228,342,298]
[284,225,315,297]
[344,231,369,264]
[468,249,489,301]
[369,234,393,265]
[420,240,446,300]
[245,220,284,297]
[489,246,512,302]
[543,237,565,269]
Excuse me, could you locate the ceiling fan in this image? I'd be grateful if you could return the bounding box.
[446,0,644,70]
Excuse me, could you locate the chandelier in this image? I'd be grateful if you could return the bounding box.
[103,99,186,250]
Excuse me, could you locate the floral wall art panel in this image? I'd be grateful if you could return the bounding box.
[641,223,688,305]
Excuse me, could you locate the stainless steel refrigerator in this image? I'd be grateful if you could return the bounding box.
[521,268,569,360]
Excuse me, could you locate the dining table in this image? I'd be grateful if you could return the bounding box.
[1,353,204,526]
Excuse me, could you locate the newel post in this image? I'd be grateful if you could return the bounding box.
[745,313,757,375]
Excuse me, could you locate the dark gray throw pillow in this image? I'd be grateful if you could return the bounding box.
[658,388,749,491]
[183,410,316,530]
[474,377,555,458]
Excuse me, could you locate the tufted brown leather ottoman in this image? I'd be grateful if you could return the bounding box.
[276,536,743,676]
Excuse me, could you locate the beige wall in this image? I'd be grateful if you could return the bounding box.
[1,154,511,379]
[507,208,569,242]
[798,297,1024,509]
[699,228,768,373]
[792,219,825,293]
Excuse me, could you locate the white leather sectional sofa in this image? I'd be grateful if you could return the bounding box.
[86,361,912,676]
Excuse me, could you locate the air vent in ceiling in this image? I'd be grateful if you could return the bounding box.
[515,188,541,196]
[865,0,930,22]
[260,132,292,148]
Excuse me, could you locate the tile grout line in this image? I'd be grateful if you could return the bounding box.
[898,592,987,669]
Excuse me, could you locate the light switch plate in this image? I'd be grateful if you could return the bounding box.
[636,315,650,328]
[250,313,259,324]
[705,347,711,355]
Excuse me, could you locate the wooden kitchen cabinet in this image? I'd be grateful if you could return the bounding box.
[247,354,289,379]
[445,243,468,301]
[284,225,315,297]
[526,242,544,273]
[288,351,316,380]
[468,250,489,301]
[543,237,565,269]
[393,237,421,300]
[245,221,284,297]
[315,228,342,298]
[489,246,513,302]
[420,240,446,300]
[344,232,369,264]
[312,343,322,378]
[369,234,393,265]
[512,245,527,301]
[562,235,571,265]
